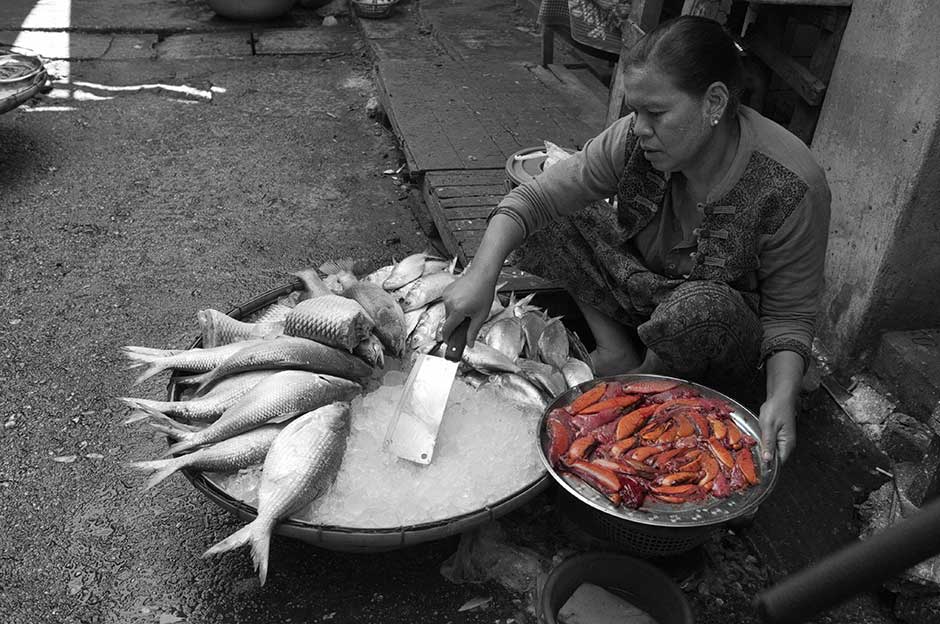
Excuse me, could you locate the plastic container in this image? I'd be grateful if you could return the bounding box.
[538,552,694,624]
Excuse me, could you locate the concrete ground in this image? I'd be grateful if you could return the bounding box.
[0,1,919,623]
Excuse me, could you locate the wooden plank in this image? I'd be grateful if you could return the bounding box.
[422,176,467,265]
[443,207,495,221]
[681,0,732,23]
[433,184,508,199]
[440,197,502,210]
[376,58,604,172]
[448,219,489,232]
[742,29,827,106]
[425,169,507,187]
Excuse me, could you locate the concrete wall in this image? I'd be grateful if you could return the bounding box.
[812,0,940,365]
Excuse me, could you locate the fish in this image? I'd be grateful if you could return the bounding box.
[164,370,360,456]
[405,301,446,356]
[403,307,426,338]
[321,259,407,355]
[561,356,595,388]
[520,310,548,359]
[119,370,280,424]
[293,267,335,300]
[362,264,394,287]
[186,336,373,392]
[250,302,295,324]
[517,358,568,398]
[283,295,375,352]
[537,317,570,370]
[399,271,457,313]
[383,252,436,290]
[462,341,521,375]
[486,373,548,411]
[354,333,385,368]
[122,340,266,385]
[479,316,525,361]
[197,308,284,348]
[127,424,283,491]
[203,402,350,585]
[422,256,456,276]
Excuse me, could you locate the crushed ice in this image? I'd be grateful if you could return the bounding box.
[207,360,547,529]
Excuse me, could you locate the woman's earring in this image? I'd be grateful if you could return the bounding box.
[711,117,719,126]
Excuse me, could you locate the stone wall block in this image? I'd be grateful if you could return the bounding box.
[883,412,939,463]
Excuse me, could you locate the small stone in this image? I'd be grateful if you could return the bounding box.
[365,96,383,119]
[322,15,338,27]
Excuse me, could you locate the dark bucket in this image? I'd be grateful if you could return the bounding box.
[538,552,694,624]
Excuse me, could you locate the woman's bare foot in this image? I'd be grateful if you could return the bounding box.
[590,345,642,376]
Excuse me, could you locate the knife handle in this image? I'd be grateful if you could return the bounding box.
[444,318,470,362]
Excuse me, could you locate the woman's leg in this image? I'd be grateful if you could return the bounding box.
[575,300,644,375]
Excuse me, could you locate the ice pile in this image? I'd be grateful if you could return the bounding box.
[208,366,547,528]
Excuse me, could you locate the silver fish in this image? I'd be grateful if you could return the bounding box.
[354,333,385,368]
[383,252,435,290]
[186,336,372,391]
[517,358,568,398]
[323,262,406,356]
[462,341,521,375]
[203,402,350,585]
[561,356,595,388]
[127,424,284,491]
[165,371,360,456]
[406,301,446,356]
[122,340,266,386]
[480,316,525,361]
[487,292,537,324]
[119,370,279,424]
[293,268,334,299]
[250,302,295,324]
[403,307,426,338]
[362,264,394,287]
[283,295,375,352]
[537,317,570,371]
[400,271,457,313]
[422,257,456,276]
[486,373,548,411]
[520,310,548,359]
[197,308,284,348]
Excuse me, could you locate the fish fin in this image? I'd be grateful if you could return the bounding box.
[203,523,253,559]
[250,522,273,586]
[125,458,183,491]
[121,349,173,385]
[319,258,356,276]
[293,268,332,298]
[162,437,197,458]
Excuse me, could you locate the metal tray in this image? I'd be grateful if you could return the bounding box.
[167,281,555,551]
[537,373,780,528]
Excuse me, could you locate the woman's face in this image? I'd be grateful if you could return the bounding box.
[623,63,713,173]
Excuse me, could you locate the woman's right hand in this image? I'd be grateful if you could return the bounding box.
[439,269,497,348]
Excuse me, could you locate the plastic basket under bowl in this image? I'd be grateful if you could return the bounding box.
[168,280,565,553]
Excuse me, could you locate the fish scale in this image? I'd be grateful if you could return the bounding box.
[165,370,360,456]
[197,308,284,347]
[283,295,374,352]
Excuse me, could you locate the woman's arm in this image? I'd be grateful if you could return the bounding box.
[760,349,803,464]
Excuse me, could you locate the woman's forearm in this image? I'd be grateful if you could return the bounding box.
[765,349,804,405]
[467,213,526,281]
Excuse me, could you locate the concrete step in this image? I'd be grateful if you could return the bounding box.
[871,329,940,428]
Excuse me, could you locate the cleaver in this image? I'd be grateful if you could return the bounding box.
[384,318,470,464]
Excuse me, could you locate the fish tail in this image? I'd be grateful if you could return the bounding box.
[319,258,356,276]
[203,523,253,559]
[125,457,183,491]
[293,268,332,298]
[121,347,175,385]
[162,437,197,457]
[143,411,198,439]
[250,522,274,586]
[118,397,167,424]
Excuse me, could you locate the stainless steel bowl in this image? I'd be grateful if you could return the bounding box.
[537,374,779,556]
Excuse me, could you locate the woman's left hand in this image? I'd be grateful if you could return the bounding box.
[758,395,798,465]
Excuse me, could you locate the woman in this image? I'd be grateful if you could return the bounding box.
[439,16,830,465]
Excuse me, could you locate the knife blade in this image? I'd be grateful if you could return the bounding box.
[384,318,470,464]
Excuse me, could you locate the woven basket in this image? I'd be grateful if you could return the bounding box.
[351,0,398,19]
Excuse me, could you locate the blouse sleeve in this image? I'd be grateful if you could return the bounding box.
[757,181,831,369]
[489,115,634,238]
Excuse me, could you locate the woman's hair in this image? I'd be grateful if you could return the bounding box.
[625,15,744,117]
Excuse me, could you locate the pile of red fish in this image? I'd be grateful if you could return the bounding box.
[544,378,761,509]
